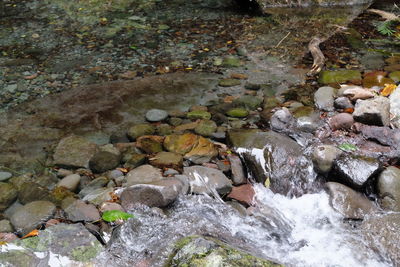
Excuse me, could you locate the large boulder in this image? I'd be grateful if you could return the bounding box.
[325,182,378,219]
[227,129,316,197]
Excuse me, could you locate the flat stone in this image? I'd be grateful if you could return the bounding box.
[125,164,163,186]
[82,187,114,206]
[186,110,212,120]
[353,96,390,126]
[233,95,263,110]
[120,179,183,209]
[127,123,156,141]
[378,166,400,212]
[334,96,353,110]
[10,200,56,235]
[0,172,12,182]
[136,135,164,154]
[145,109,168,122]
[149,151,183,170]
[325,182,378,219]
[226,108,249,118]
[184,136,218,164]
[78,176,109,198]
[183,166,232,196]
[318,70,361,84]
[194,120,217,137]
[342,85,375,101]
[53,135,98,169]
[64,199,100,222]
[218,78,241,87]
[164,133,199,155]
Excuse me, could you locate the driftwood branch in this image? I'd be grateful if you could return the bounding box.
[307,37,325,76]
[367,9,399,21]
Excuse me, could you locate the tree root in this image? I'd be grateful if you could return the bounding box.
[307,37,325,76]
[367,9,399,21]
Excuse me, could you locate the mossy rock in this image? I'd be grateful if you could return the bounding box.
[127,123,155,141]
[167,235,283,267]
[318,70,361,84]
[226,108,249,118]
[187,110,212,120]
[194,120,217,137]
[233,95,263,110]
[389,71,400,83]
[218,78,241,87]
[222,56,241,67]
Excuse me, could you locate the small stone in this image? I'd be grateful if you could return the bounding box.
[0,172,12,182]
[184,137,218,164]
[64,199,100,222]
[82,187,114,206]
[312,145,342,173]
[228,154,246,185]
[226,108,248,118]
[173,121,199,133]
[218,78,241,87]
[244,82,261,90]
[194,120,217,137]
[164,133,199,155]
[57,174,81,192]
[53,135,98,169]
[78,177,109,198]
[149,151,183,169]
[168,117,183,126]
[314,86,335,111]
[233,95,263,110]
[270,108,295,132]
[329,113,354,131]
[227,184,255,206]
[136,136,164,154]
[230,73,248,80]
[125,165,163,186]
[10,201,56,235]
[127,123,155,141]
[186,110,212,120]
[222,56,241,67]
[156,124,173,136]
[89,151,121,173]
[145,109,168,122]
[353,96,390,126]
[120,179,183,209]
[189,105,208,112]
[123,153,147,169]
[342,85,375,101]
[334,96,353,110]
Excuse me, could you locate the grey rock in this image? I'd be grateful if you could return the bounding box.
[270,108,295,132]
[353,96,390,126]
[149,151,183,170]
[296,116,319,133]
[3,201,23,220]
[0,182,17,211]
[228,129,316,197]
[89,151,121,173]
[360,53,385,70]
[145,109,168,122]
[121,179,183,209]
[57,174,81,192]
[334,96,353,110]
[314,86,335,111]
[356,124,400,149]
[361,213,400,266]
[53,135,98,169]
[173,175,190,194]
[79,176,109,198]
[82,187,114,206]
[0,171,12,182]
[183,166,232,196]
[228,154,246,185]
[194,120,217,137]
[312,145,342,173]
[0,219,14,232]
[10,200,56,235]
[325,182,378,219]
[64,199,100,222]
[107,169,124,179]
[125,164,163,186]
[329,113,354,131]
[332,154,381,189]
[378,166,400,212]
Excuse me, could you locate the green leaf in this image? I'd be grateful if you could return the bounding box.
[102,210,133,222]
[338,143,358,152]
[377,21,396,36]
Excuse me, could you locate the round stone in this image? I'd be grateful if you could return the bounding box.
[0,172,12,182]
[145,109,168,122]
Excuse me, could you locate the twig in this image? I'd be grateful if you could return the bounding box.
[275,32,291,48]
[307,37,325,76]
[367,9,399,21]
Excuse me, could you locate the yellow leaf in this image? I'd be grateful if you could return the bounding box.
[381,84,397,97]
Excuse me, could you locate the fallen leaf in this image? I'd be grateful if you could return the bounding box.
[381,83,397,97]
[338,143,358,152]
[21,229,39,239]
[102,210,133,222]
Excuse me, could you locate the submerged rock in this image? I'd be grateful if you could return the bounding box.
[184,136,218,164]
[318,70,361,85]
[149,151,183,170]
[325,182,378,220]
[0,182,17,211]
[167,235,282,266]
[89,151,121,173]
[53,135,98,169]
[145,109,168,122]
[125,164,163,186]
[127,123,156,141]
[312,145,342,173]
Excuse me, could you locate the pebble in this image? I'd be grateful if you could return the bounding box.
[0,172,12,182]
[145,109,168,122]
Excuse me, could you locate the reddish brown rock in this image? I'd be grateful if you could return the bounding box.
[329,113,354,131]
[227,184,255,206]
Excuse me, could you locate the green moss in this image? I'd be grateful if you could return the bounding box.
[19,236,48,251]
[318,70,361,85]
[71,243,102,262]
[226,108,249,118]
[187,111,212,120]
